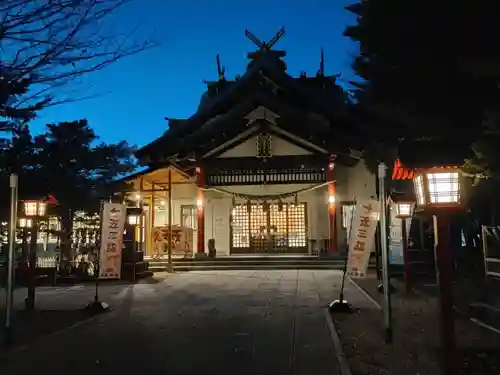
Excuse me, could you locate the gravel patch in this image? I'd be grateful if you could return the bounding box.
[332,274,500,375]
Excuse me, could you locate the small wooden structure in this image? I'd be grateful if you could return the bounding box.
[122,165,198,259]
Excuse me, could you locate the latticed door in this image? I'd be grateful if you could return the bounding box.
[230,203,307,253]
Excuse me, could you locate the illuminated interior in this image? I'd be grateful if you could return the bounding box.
[426,172,460,204]
[231,203,307,251]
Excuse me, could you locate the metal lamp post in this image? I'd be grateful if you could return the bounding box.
[394,200,415,293]
[4,174,18,346]
[23,200,47,311]
[412,167,461,375]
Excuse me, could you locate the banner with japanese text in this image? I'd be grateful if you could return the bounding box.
[346,199,380,278]
[99,203,126,279]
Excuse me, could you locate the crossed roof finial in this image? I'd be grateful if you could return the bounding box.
[244,27,285,51]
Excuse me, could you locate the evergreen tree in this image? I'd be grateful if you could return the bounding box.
[33,119,136,258]
[344,1,500,169]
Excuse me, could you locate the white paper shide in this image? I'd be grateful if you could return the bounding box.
[99,203,126,279]
[346,199,380,278]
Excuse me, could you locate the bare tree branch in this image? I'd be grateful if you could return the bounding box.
[0,0,155,125]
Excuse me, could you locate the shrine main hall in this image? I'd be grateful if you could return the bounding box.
[123,29,377,258]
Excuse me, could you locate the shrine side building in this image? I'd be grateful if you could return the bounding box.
[125,30,377,258]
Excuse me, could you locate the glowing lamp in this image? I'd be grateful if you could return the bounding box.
[328,195,336,205]
[23,200,47,217]
[127,207,142,226]
[395,202,415,219]
[413,168,461,209]
[128,215,140,226]
[19,218,33,228]
[196,198,204,208]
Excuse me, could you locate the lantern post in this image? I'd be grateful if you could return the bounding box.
[22,199,48,311]
[126,207,143,282]
[393,199,415,293]
[412,167,461,375]
[18,217,32,265]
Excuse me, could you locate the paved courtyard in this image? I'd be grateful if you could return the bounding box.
[1,270,374,375]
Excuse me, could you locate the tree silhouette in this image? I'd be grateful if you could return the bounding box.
[344,1,500,171]
[33,119,136,259]
[0,120,136,257]
[345,1,500,223]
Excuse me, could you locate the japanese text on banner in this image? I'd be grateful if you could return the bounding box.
[99,203,126,279]
[346,199,380,278]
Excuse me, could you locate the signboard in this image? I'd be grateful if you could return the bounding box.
[153,225,193,258]
[347,199,380,278]
[99,203,126,279]
[388,205,412,265]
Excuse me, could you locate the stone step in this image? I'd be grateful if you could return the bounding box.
[149,263,346,272]
[149,259,345,266]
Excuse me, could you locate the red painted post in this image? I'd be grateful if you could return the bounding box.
[434,213,457,375]
[196,167,205,255]
[327,157,337,253]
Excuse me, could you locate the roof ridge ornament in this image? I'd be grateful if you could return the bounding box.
[245,27,285,51]
[216,54,225,81]
[317,48,325,77]
[244,106,280,125]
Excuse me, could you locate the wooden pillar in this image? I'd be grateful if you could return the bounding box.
[327,156,338,253]
[196,167,205,255]
[149,183,155,258]
[138,177,144,253]
[168,169,173,265]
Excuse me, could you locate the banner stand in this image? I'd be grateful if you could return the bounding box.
[328,251,355,314]
[85,201,125,313]
[329,199,356,314]
[85,266,110,313]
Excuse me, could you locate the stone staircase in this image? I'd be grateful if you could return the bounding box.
[148,255,348,272]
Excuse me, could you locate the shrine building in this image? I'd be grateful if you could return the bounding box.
[123,29,377,258]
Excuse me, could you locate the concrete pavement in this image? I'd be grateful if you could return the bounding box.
[1,270,375,375]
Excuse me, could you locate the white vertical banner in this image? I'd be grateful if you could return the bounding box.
[346,199,380,278]
[99,202,126,279]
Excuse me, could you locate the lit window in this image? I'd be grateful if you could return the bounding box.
[427,172,460,204]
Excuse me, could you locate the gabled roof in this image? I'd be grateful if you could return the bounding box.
[136,33,361,162]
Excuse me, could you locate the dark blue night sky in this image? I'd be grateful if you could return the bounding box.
[31,0,357,147]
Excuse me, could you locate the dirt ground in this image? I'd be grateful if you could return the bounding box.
[332,274,500,375]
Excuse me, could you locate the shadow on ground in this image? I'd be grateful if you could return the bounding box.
[0,308,107,354]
